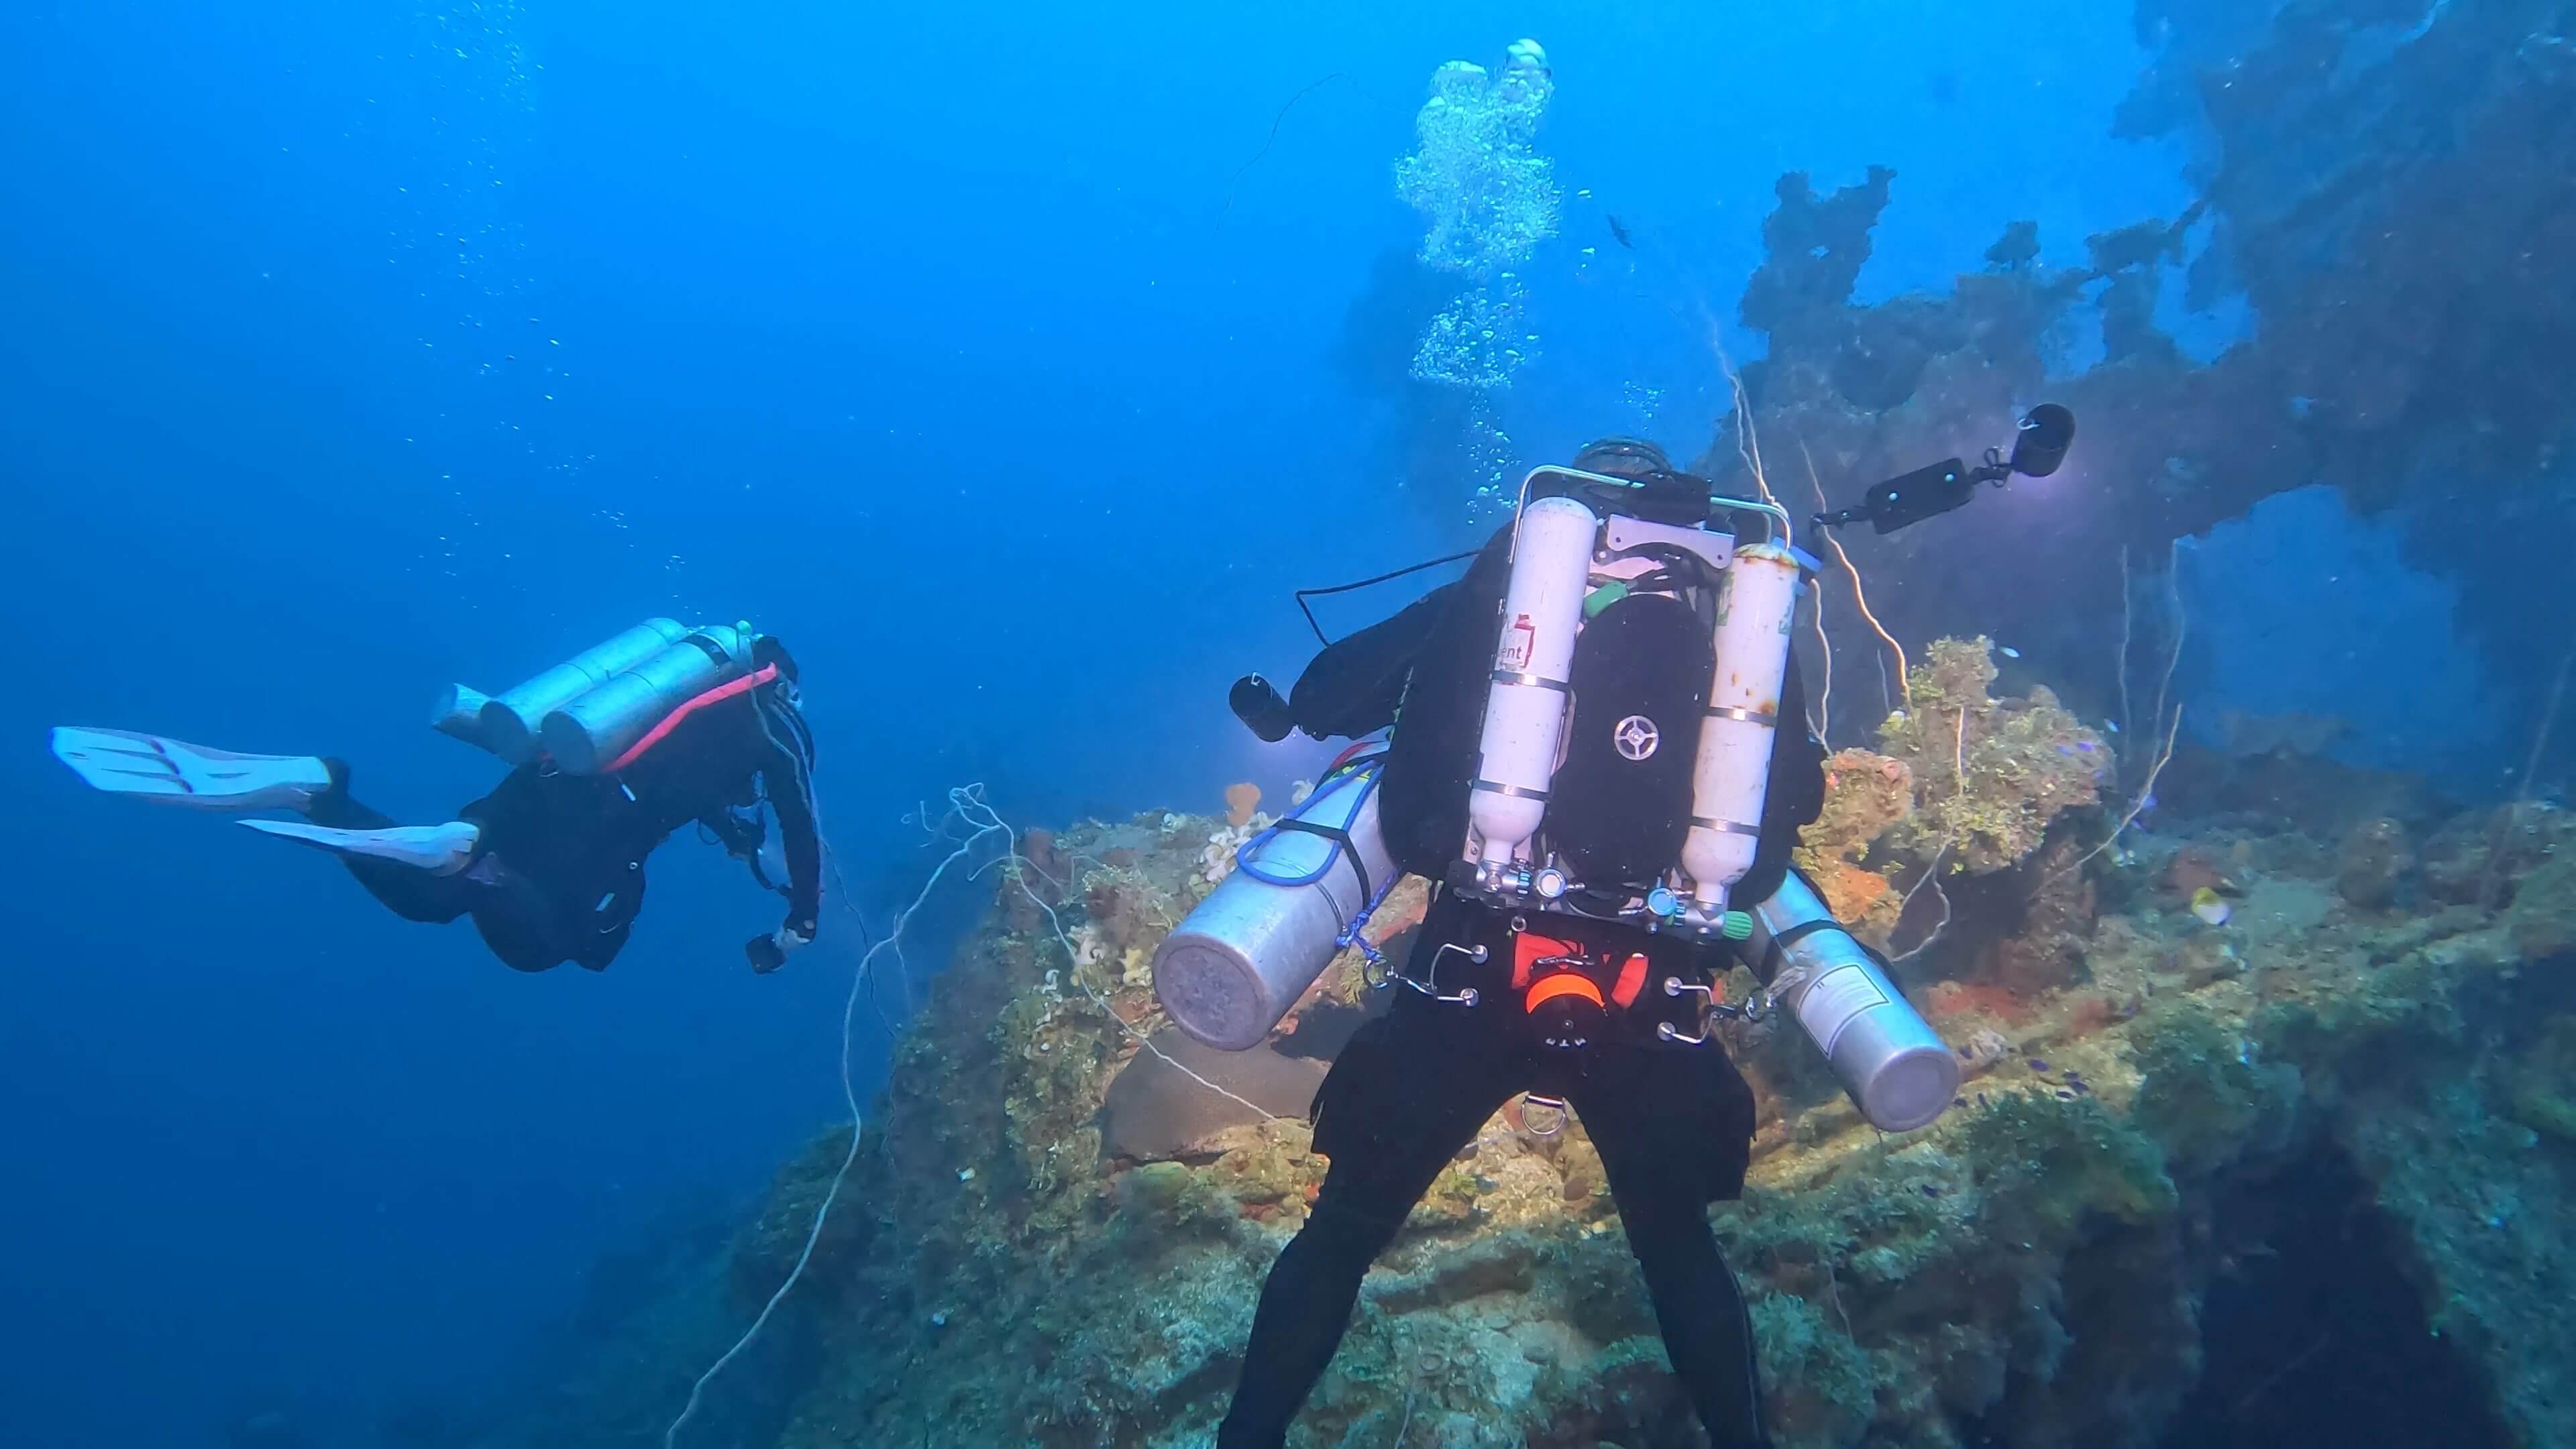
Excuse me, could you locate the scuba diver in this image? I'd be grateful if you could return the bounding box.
[50,619,821,974]
[1159,413,2072,1447]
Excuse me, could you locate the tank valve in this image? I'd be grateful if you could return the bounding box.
[1534,866,1568,900]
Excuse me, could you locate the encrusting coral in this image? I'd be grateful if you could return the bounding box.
[1792,748,1915,945]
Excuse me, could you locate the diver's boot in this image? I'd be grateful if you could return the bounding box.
[49,727,335,813]
[237,819,482,875]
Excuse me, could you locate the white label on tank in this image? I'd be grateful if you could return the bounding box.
[1499,613,1536,671]
[1793,965,1890,1059]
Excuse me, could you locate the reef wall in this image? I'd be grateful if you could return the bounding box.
[478,716,2576,1448]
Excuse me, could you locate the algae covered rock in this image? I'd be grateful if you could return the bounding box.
[1877,637,2108,874]
[2506,854,2576,963]
[2334,815,2414,910]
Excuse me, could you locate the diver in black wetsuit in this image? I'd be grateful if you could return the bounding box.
[1215,441,1827,1449]
[50,629,822,975]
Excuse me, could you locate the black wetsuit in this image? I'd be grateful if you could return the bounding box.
[311,639,822,973]
[1218,526,1826,1449]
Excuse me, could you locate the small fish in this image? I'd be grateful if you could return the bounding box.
[2055,1089,2078,1101]
[1607,215,1635,250]
[2191,886,2232,926]
[2106,720,2122,734]
[1999,646,2021,658]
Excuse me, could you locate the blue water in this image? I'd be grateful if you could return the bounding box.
[0,2,2394,1443]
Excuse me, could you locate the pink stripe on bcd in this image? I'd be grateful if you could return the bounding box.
[604,663,780,773]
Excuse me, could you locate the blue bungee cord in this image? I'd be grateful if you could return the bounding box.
[1232,753,1399,971]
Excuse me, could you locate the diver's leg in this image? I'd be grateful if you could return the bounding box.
[1217,996,1523,1448]
[270,761,483,923]
[1575,1044,1770,1448]
[460,768,643,973]
[48,727,333,812]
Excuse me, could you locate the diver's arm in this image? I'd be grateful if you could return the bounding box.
[737,669,822,973]
[757,689,823,935]
[1283,582,1461,739]
[1284,526,1515,740]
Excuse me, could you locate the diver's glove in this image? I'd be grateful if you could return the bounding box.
[745,918,816,973]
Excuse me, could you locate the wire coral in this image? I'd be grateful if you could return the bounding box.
[1877,637,2108,873]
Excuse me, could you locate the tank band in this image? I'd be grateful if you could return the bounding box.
[1474,780,1552,802]
[1705,706,1777,726]
[1688,816,1763,837]
[1759,917,1848,987]
[1491,669,1572,694]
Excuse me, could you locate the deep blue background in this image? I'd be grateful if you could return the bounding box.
[2,2,2483,1444]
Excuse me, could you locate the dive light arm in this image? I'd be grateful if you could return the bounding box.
[1812,404,2077,537]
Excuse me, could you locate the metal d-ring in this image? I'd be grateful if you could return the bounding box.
[1520,1093,1568,1137]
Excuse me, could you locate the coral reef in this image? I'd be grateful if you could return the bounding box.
[470,737,2576,1449]
[1875,637,2108,874]
[2335,816,2415,911]
[1792,748,1915,943]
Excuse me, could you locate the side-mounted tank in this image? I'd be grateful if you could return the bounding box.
[1154,762,1397,1051]
[1741,871,1959,1132]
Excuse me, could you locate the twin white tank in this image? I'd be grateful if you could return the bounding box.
[430,617,759,774]
[1466,494,1801,926]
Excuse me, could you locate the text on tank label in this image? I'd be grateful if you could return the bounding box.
[1794,965,1893,1059]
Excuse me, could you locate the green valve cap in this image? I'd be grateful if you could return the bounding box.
[1721,910,1755,941]
[1582,582,1629,619]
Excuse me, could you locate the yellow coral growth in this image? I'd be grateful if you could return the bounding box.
[1876,637,2107,873]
